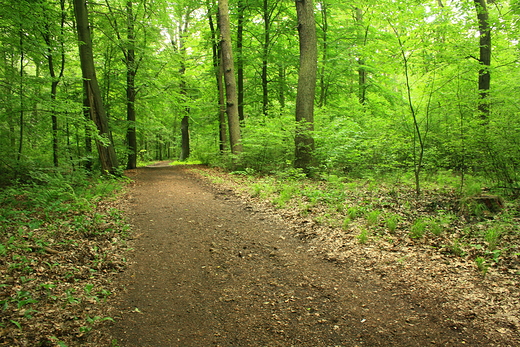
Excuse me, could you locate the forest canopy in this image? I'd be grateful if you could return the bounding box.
[1,0,519,194]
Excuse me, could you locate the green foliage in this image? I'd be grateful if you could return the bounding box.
[357,229,369,244]
[347,206,361,220]
[409,218,427,239]
[484,226,502,251]
[365,210,381,226]
[475,257,488,276]
[385,214,400,233]
[0,171,128,345]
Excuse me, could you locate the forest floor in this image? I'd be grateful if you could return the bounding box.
[105,163,518,346]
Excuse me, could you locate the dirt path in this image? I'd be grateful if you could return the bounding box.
[108,165,493,346]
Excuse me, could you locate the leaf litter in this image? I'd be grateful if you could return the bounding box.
[194,167,520,346]
[0,196,130,347]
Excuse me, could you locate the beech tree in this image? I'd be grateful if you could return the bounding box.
[294,0,317,171]
[73,0,119,174]
[474,0,491,120]
[218,0,242,154]
[0,0,519,191]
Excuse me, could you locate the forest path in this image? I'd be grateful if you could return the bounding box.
[108,164,490,346]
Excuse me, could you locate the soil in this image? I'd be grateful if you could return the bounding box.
[107,163,511,346]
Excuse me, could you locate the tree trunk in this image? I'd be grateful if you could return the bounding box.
[318,0,328,108]
[218,0,242,154]
[42,0,66,168]
[177,16,191,161]
[261,0,270,117]
[356,7,367,105]
[180,115,190,160]
[83,83,93,172]
[474,0,491,121]
[208,9,228,152]
[126,1,137,169]
[18,28,24,163]
[73,0,119,174]
[294,0,317,171]
[218,50,228,152]
[237,0,245,122]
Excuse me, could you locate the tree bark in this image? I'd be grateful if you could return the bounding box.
[294,0,317,171]
[261,0,270,117]
[17,28,24,163]
[178,16,191,161]
[318,0,328,108]
[73,0,119,174]
[126,1,137,169]
[218,0,242,154]
[474,0,491,121]
[208,8,227,152]
[356,7,367,105]
[237,0,245,122]
[42,0,66,167]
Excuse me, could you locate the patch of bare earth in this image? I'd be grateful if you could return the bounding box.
[106,164,516,346]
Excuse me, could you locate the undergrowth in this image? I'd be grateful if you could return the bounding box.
[0,171,130,346]
[196,167,520,277]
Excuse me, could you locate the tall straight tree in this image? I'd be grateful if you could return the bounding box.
[207,4,228,152]
[474,0,491,120]
[218,0,242,154]
[41,0,66,167]
[126,0,137,169]
[318,0,328,107]
[236,0,245,122]
[73,0,119,174]
[356,7,368,105]
[294,0,317,171]
[174,10,192,161]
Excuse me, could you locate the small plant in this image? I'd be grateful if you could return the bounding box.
[366,210,381,226]
[475,257,488,275]
[445,239,466,257]
[428,219,443,236]
[385,214,399,233]
[357,229,369,244]
[65,289,80,305]
[84,283,95,296]
[342,217,351,230]
[485,226,502,251]
[272,185,296,208]
[409,218,427,239]
[347,206,360,220]
[10,320,22,331]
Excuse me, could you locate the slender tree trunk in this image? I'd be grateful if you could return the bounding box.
[180,115,190,160]
[83,83,93,171]
[208,8,228,152]
[126,1,138,169]
[177,17,191,161]
[17,29,24,163]
[261,0,270,117]
[73,0,119,174]
[4,53,16,154]
[318,0,328,108]
[356,7,367,105]
[237,0,245,122]
[278,63,286,110]
[294,0,317,171]
[391,23,424,195]
[42,0,66,167]
[218,0,242,154]
[474,0,491,121]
